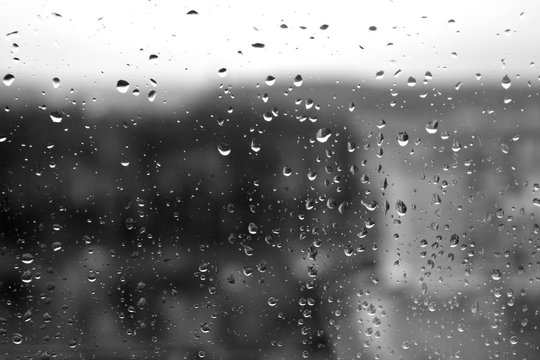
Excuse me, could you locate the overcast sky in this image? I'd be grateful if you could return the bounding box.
[1,0,539,90]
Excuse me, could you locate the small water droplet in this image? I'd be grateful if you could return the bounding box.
[532,198,540,207]
[401,341,410,350]
[500,143,509,154]
[510,336,518,345]
[3,74,15,86]
[250,139,261,152]
[501,75,511,89]
[251,42,265,48]
[200,322,211,333]
[425,119,438,134]
[267,297,278,306]
[449,234,459,247]
[375,71,384,79]
[316,128,332,143]
[407,76,416,87]
[116,80,130,93]
[68,339,78,348]
[87,272,97,282]
[148,90,156,102]
[377,119,386,129]
[50,111,63,123]
[217,143,231,156]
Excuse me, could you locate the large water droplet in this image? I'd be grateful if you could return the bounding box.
[50,111,63,123]
[293,74,303,87]
[12,333,23,345]
[491,269,502,280]
[316,128,332,143]
[407,76,416,87]
[217,143,231,156]
[532,198,540,207]
[501,75,511,89]
[265,75,276,86]
[21,253,34,264]
[3,74,15,86]
[396,200,407,216]
[52,77,60,88]
[116,80,129,93]
[218,68,227,77]
[397,131,409,146]
[425,119,438,134]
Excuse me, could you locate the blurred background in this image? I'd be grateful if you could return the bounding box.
[1,1,540,359]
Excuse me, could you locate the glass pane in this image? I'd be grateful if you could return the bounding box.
[1,1,539,359]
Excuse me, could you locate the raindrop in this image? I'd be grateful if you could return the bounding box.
[218,68,227,77]
[250,139,261,152]
[500,143,509,154]
[510,336,518,345]
[532,198,540,207]
[217,143,231,156]
[251,43,265,48]
[407,77,416,87]
[248,222,258,234]
[375,71,384,79]
[52,241,62,251]
[49,111,63,123]
[293,74,303,87]
[425,119,438,134]
[148,90,156,102]
[87,273,97,282]
[52,77,60,88]
[21,253,34,264]
[491,269,502,280]
[3,74,15,86]
[397,131,409,146]
[316,128,332,143]
[267,297,278,306]
[265,75,276,86]
[68,339,78,348]
[12,333,22,345]
[451,140,462,152]
[449,234,459,247]
[501,75,511,89]
[401,341,410,350]
[377,119,386,129]
[200,323,211,333]
[186,10,198,15]
[21,270,32,283]
[116,80,129,93]
[283,166,292,177]
[396,200,407,216]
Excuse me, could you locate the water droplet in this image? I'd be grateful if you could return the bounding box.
[401,341,410,350]
[500,143,509,154]
[250,139,261,152]
[52,77,61,88]
[349,102,355,112]
[316,128,332,143]
[149,54,158,61]
[375,71,384,79]
[377,119,386,129]
[451,140,462,152]
[471,300,479,314]
[52,241,62,251]
[120,155,130,167]
[369,26,377,31]
[218,68,227,77]
[187,10,198,15]
[87,273,97,282]
[148,90,156,102]
[425,119,438,134]
[449,234,459,247]
[407,76,416,87]
[21,253,34,264]
[533,198,540,207]
[0,134,6,142]
[12,333,22,345]
[116,80,129,93]
[293,74,303,87]
[3,74,15,86]
[501,75,511,89]
[397,131,409,146]
[21,270,32,283]
[267,297,278,306]
[491,269,502,280]
[265,75,276,86]
[200,322,211,333]
[248,222,258,234]
[396,200,407,216]
[283,166,292,177]
[23,310,32,322]
[49,111,63,123]
[510,336,518,345]
[252,42,265,48]
[68,339,78,348]
[217,143,231,156]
